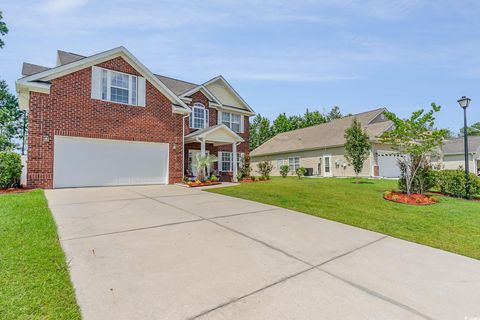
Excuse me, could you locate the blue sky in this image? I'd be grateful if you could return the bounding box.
[2,0,480,133]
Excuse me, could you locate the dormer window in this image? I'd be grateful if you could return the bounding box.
[189,103,209,129]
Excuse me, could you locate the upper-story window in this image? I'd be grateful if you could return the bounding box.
[222,112,242,133]
[92,66,145,106]
[189,103,209,129]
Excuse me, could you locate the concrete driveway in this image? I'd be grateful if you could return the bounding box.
[46,185,480,320]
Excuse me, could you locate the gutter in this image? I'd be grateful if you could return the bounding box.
[182,114,189,181]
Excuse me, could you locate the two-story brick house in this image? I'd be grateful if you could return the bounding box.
[16,47,255,188]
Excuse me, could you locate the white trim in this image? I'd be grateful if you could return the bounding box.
[184,124,244,144]
[180,85,222,106]
[203,75,255,114]
[323,155,333,177]
[16,46,190,114]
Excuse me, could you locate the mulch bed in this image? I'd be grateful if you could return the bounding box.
[384,191,438,205]
[0,187,33,195]
[239,179,268,183]
[184,181,222,188]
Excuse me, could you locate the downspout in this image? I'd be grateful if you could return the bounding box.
[182,114,189,181]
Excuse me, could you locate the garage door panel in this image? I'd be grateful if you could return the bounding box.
[377,151,402,178]
[54,136,169,188]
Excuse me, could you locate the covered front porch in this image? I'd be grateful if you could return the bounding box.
[184,124,245,182]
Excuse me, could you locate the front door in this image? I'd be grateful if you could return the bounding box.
[323,155,332,177]
[188,150,210,177]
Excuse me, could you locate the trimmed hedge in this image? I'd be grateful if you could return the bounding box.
[435,169,480,198]
[0,152,23,188]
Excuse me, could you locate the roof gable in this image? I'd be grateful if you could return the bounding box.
[56,50,86,66]
[203,76,254,113]
[17,47,190,114]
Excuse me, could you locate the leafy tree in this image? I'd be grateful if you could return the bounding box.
[326,106,343,121]
[249,114,272,151]
[381,103,448,195]
[303,109,327,127]
[344,118,372,181]
[460,122,480,136]
[0,81,24,151]
[0,11,8,48]
[271,113,291,135]
[256,161,274,180]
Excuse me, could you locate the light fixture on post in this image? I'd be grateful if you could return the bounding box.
[457,96,471,199]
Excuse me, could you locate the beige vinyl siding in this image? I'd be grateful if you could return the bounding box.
[440,154,477,172]
[251,146,375,177]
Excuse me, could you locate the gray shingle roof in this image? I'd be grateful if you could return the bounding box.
[57,50,86,65]
[154,74,198,96]
[442,136,480,155]
[22,62,50,76]
[251,108,391,157]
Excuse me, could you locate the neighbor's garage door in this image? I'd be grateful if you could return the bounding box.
[377,151,402,178]
[53,136,169,188]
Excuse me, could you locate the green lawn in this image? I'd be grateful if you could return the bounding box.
[208,177,480,260]
[0,190,81,319]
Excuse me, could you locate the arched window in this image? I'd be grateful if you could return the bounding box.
[189,103,209,129]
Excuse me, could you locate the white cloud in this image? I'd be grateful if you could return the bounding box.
[38,0,89,14]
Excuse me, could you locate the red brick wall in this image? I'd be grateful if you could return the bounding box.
[184,91,218,135]
[27,56,184,188]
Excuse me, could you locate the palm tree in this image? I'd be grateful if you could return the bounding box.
[191,153,218,182]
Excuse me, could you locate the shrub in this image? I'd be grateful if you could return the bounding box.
[250,175,256,181]
[210,175,218,182]
[239,155,252,179]
[0,151,22,188]
[279,165,289,178]
[436,170,480,198]
[398,162,436,195]
[295,167,307,178]
[256,161,274,180]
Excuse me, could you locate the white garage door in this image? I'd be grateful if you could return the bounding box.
[377,151,402,178]
[54,136,169,188]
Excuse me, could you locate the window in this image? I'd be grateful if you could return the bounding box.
[221,152,231,172]
[219,152,244,172]
[288,157,300,172]
[324,156,331,173]
[222,112,242,133]
[276,159,284,168]
[100,69,138,105]
[190,103,208,129]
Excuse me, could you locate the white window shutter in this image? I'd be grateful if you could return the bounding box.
[137,76,146,107]
[240,115,244,133]
[205,109,209,128]
[189,112,193,128]
[217,111,222,126]
[91,66,102,100]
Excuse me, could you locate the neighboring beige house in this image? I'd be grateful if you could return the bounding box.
[250,108,403,178]
[436,136,480,174]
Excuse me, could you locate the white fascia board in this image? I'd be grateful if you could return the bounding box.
[218,105,255,116]
[180,85,222,106]
[202,75,255,114]
[17,46,190,112]
[15,81,52,111]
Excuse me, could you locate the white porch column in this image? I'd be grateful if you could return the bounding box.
[232,143,238,182]
[200,139,206,156]
[200,139,206,178]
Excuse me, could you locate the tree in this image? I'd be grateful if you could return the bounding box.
[271,113,291,135]
[0,11,8,48]
[326,106,343,121]
[0,81,24,151]
[303,109,327,127]
[460,122,480,136]
[191,153,217,182]
[249,114,272,151]
[344,118,372,181]
[380,103,448,195]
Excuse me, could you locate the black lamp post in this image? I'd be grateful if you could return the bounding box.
[457,96,471,199]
